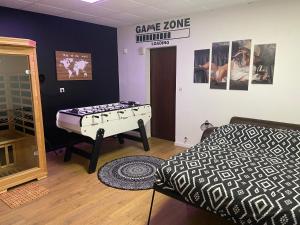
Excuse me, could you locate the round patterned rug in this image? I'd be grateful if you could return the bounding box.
[98,155,164,190]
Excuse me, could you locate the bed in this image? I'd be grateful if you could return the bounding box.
[147,117,300,225]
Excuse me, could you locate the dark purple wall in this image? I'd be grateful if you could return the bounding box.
[0,6,119,150]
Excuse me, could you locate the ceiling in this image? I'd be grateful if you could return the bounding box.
[0,0,267,27]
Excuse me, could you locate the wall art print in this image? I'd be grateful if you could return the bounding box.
[229,39,252,90]
[194,49,210,83]
[210,42,230,89]
[252,43,276,84]
[56,51,92,81]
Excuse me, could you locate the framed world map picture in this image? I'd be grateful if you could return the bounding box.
[56,51,92,81]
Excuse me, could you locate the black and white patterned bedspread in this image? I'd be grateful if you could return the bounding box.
[155,124,300,225]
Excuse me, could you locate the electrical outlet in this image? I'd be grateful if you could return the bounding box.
[60,88,65,93]
[184,137,188,143]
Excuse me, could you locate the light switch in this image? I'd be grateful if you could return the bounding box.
[138,47,145,55]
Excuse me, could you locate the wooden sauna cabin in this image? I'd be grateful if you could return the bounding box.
[0,37,47,193]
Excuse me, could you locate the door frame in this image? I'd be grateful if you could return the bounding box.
[145,46,177,140]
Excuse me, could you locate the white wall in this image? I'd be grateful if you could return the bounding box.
[118,0,300,147]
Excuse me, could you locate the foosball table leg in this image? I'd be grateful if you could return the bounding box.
[138,119,150,151]
[64,136,73,162]
[117,134,124,144]
[88,128,105,174]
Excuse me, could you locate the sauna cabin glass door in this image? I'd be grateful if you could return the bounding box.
[0,54,38,178]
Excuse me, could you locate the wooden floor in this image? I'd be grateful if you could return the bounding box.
[0,138,234,225]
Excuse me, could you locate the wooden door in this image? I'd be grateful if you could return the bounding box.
[150,47,176,141]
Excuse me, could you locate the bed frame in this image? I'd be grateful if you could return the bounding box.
[147,116,300,225]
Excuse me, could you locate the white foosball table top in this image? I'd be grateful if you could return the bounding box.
[58,101,145,117]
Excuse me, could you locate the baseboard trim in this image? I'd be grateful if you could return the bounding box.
[174,141,193,148]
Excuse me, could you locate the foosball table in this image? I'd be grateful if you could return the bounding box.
[56,101,152,173]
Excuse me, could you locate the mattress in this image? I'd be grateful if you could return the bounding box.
[155,124,300,225]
